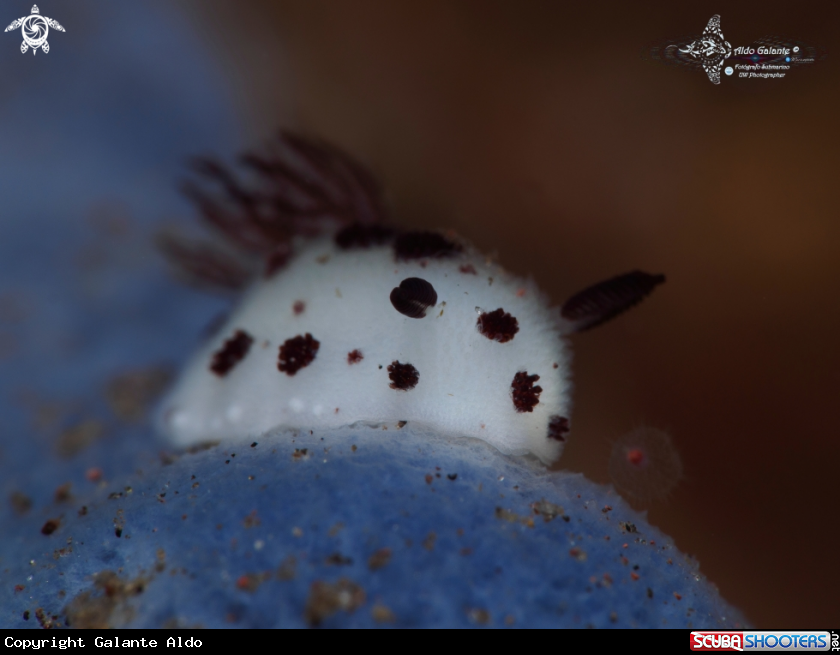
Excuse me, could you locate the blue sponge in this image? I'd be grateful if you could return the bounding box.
[2,426,746,628]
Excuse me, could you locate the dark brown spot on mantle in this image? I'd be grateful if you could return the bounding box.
[388,361,419,391]
[278,334,320,376]
[477,308,519,343]
[547,416,570,442]
[210,330,254,376]
[511,371,542,412]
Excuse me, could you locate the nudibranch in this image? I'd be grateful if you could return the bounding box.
[157,133,664,464]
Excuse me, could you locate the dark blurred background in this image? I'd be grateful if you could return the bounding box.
[2,0,838,627]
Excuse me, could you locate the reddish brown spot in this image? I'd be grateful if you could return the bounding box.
[278,333,320,375]
[547,416,570,442]
[236,572,270,592]
[393,231,462,261]
[41,519,60,536]
[511,371,542,413]
[335,223,396,250]
[54,482,72,503]
[210,330,254,376]
[85,467,103,483]
[552,362,559,369]
[388,361,419,391]
[242,510,261,528]
[515,288,526,297]
[609,428,682,503]
[626,448,645,466]
[293,300,306,315]
[459,264,477,275]
[347,349,363,365]
[477,308,519,343]
[367,548,392,571]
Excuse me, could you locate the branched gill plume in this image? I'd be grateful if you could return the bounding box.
[157,132,387,291]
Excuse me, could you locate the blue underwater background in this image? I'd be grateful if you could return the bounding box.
[0,2,746,628]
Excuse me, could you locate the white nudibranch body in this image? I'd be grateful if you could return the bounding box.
[159,232,573,464]
[157,133,664,465]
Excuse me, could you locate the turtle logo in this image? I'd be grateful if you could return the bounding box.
[4,5,65,55]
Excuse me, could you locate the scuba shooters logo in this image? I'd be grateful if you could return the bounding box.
[689,631,834,651]
[4,4,64,55]
[643,14,826,84]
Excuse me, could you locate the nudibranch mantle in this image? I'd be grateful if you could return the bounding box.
[159,233,573,464]
[157,133,664,465]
